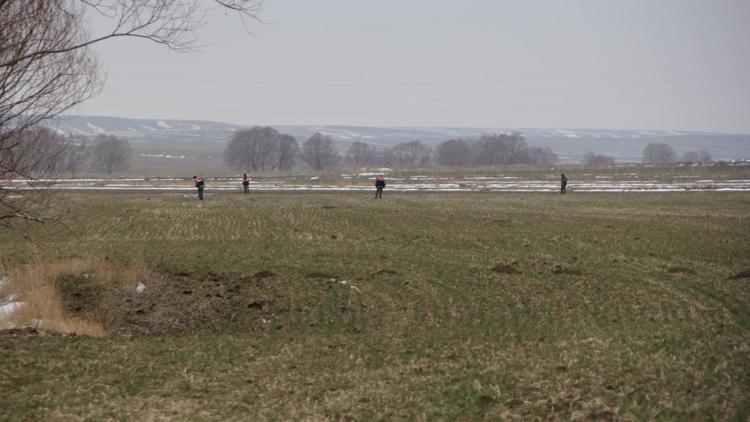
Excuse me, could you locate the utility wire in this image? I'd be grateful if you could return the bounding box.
[105,54,742,88]
[84,80,750,115]
[102,67,750,104]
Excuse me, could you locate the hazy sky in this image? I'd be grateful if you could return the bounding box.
[76,0,750,133]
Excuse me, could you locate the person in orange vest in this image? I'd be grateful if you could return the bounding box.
[242,173,250,194]
[375,175,385,199]
[193,175,205,200]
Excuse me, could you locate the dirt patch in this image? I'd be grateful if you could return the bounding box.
[667,266,694,276]
[552,266,582,276]
[54,270,283,336]
[306,272,337,279]
[252,270,277,280]
[0,327,70,339]
[729,270,750,280]
[491,264,519,274]
[374,269,401,276]
[57,274,106,316]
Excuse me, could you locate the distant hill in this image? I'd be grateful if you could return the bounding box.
[47,115,750,163]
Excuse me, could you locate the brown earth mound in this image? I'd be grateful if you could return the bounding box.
[56,270,284,336]
[491,264,519,274]
[667,266,694,276]
[306,272,337,279]
[729,270,750,280]
[252,270,277,280]
[552,267,582,276]
[374,269,401,276]
[0,327,70,339]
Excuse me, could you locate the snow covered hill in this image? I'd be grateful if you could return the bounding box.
[46,115,750,163]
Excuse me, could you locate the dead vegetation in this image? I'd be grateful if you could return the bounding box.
[729,270,750,280]
[0,260,285,336]
[667,266,695,276]
[491,263,520,274]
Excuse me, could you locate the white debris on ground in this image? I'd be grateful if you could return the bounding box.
[0,302,24,318]
[0,276,26,325]
[136,282,146,294]
[4,172,750,192]
[330,278,362,293]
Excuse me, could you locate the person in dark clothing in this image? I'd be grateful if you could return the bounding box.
[242,173,250,194]
[560,174,568,195]
[375,175,385,199]
[193,175,205,200]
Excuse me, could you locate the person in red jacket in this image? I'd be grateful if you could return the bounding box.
[375,175,385,199]
[193,175,205,200]
[242,173,250,194]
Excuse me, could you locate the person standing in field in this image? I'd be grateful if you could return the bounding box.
[560,174,568,195]
[375,175,385,199]
[242,173,250,194]
[193,175,205,200]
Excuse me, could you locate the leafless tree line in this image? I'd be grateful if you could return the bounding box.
[1,0,263,229]
[224,130,564,172]
[642,143,712,164]
[1,127,132,175]
[435,133,557,167]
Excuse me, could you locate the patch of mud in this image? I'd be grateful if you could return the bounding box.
[491,264,519,274]
[729,270,750,280]
[552,266,582,276]
[57,274,106,315]
[306,272,337,279]
[252,270,277,280]
[374,269,401,276]
[57,270,284,336]
[667,266,694,276]
[0,327,70,339]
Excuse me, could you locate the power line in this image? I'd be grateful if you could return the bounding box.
[106,54,741,88]
[102,67,750,104]
[83,80,750,115]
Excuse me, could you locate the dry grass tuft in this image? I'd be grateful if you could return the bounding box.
[0,259,150,336]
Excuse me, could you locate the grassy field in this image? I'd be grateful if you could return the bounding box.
[1,191,749,419]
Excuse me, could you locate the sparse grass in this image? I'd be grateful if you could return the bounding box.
[0,259,151,336]
[1,191,749,419]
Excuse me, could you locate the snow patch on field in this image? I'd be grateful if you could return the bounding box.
[86,122,105,133]
[3,177,750,193]
[0,301,24,318]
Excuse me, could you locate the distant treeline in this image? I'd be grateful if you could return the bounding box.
[223,128,557,171]
[4,126,715,177]
[221,127,714,171]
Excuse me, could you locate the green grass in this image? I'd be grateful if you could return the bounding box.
[1,192,749,419]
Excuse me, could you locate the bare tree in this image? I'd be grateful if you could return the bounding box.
[372,147,392,168]
[275,134,298,171]
[581,152,615,166]
[60,135,92,178]
[642,143,677,164]
[436,138,471,167]
[224,127,280,171]
[522,146,558,165]
[92,135,131,174]
[301,133,339,171]
[346,141,375,167]
[681,149,712,163]
[473,133,527,166]
[1,0,263,229]
[391,141,433,167]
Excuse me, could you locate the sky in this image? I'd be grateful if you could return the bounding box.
[76,0,750,133]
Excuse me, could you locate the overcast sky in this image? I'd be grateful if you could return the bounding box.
[76,0,750,133]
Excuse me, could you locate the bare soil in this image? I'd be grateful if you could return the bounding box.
[56,270,284,335]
